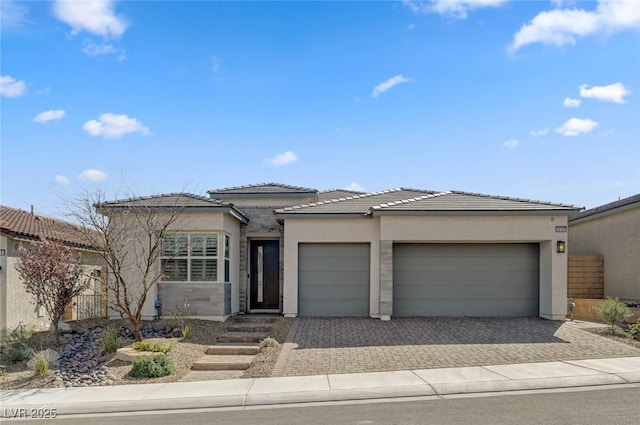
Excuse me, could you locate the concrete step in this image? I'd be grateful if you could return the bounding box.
[233,315,279,324]
[218,332,269,344]
[191,355,255,371]
[206,345,260,355]
[227,323,273,333]
[180,370,245,382]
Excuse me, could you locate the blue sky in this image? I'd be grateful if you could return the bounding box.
[1,0,639,218]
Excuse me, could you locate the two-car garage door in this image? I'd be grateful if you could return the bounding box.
[297,242,540,317]
[393,243,540,317]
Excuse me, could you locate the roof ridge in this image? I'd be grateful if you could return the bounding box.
[276,188,405,212]
[318,188,365,194]
[370,191,451,210]
[208,182,317,193]
[450,190,582,209]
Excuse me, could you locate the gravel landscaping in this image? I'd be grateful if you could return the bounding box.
[0,316,291,390]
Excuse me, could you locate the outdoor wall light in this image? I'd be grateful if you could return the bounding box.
[557,241,566,253]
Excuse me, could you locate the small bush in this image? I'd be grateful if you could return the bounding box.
[0,365,7,376]
[629,319,640,341]
[594,297,632,333]
[0,324,35,363]
[259,337,280,349]
[181,324,192,340]
[33,355,49,377]
[131,340,173,354]
[102,327,119,353]
[129,354,175,378]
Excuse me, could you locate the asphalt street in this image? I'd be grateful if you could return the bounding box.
[15,386,640,425]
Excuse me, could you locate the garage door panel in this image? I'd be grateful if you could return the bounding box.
[299,257,370,272]
[299,243,370,317]
[393,243,539,317]
[394,299,537,317]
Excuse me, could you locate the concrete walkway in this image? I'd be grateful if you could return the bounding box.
[2,356,640,417]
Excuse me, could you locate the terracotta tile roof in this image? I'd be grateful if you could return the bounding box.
[208,182,318,195]
[0,205,99,250]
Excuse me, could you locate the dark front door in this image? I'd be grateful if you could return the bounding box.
[250,240,280,310]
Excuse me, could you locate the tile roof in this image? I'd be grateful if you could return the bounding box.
[99,193,249,223]
[100,193,228,208]
[275,189,581,215]
[208,182,317,195]
[275,188,438,214]
[0,205,99,250]
[317,189,365,201]
[569,193,640,222]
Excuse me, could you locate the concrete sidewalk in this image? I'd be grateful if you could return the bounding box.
[2,356,640,417]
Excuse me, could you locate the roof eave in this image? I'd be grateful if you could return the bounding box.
[370,209,582,217]
[569,201,640,225]
[274,212,372,220]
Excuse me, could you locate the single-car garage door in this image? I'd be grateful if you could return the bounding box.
[393,243,539,317]
[298,243,370,316]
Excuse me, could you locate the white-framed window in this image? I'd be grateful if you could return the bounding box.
[161,233,219,282]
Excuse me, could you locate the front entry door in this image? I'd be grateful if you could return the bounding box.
[250,240,280,310]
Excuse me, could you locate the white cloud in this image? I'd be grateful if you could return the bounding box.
[563,97,581,107]
[579,82,631,103]
[83,113,151,138]
[556,117,599,136]
[54,175,70,185]
[404,0,507,19]
[265,151,298,166]
[531,128,550,137]
[345,182,364,192]
[503,139,519,149]
[1,75,26,97]
[82,39,116,56]
[1,0,29,29]
[509,0,640,52]
[372,75,412,98]
[52,0,128,39]
[78,169,108,182]
[33,109,66,123]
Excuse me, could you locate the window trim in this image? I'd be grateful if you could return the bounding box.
[160,232,222,283]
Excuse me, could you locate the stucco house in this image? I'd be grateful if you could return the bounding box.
[569,194,640,301]
[0,205,104,331]
[102,183,580,322]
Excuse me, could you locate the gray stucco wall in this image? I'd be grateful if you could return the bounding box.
[569,207,640,300]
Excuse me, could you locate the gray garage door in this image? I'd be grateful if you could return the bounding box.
[393,243,539,317]
[298,243,370,316]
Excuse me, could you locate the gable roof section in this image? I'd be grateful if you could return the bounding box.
[0,205,99,250]
[317,189,365,202]
[275,188,438,216]
[569,193,640,225]
[275,189,581,218]
[99,193,249,223]
[208,183,317,198]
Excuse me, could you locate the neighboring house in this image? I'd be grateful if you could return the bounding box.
[569,194,640,301]
[0,205,104,331]
[102,183,580,322]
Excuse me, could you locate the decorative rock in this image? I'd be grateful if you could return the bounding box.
[27,349,60,368]
[56,322,72,332]
[152,323,167,332]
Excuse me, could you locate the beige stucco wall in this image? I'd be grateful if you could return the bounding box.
[282,214,569,320]
[569,207,640,300]
[0,234,104,331]
[282,218,381,317]
[109,211,242,320]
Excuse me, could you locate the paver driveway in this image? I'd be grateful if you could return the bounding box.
[272,317,640,377]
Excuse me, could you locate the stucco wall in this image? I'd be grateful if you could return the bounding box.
[108,211,242,321]
[569,207,640,300]
[282,214,569,320]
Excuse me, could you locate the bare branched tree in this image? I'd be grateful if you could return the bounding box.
[68,188,184,341]
[15,239,87,345]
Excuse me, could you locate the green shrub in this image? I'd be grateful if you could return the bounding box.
[131,340,173,354]
[259,337,280,349]
[628,319,640,341]
[0,365,7,376]
[102,327,119,353]
[181,324,192,340]
[33,355,49,377]
[129,354,175,378]
[594,297,632,332]
[0,324,35,363]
